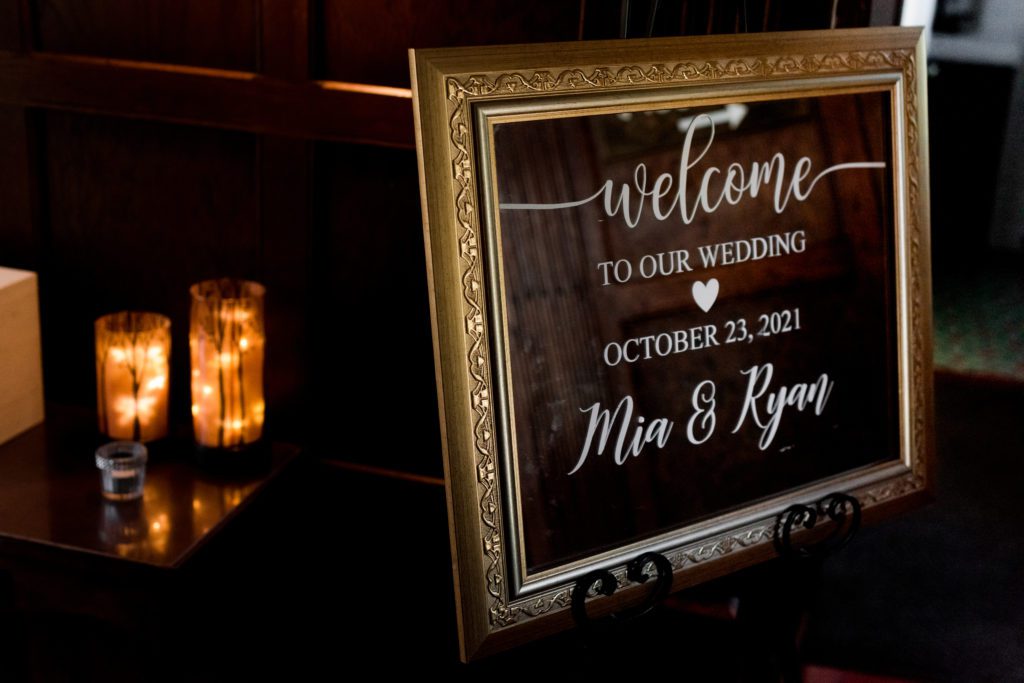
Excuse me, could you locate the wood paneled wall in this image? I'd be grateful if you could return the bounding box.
[0,0,895,476]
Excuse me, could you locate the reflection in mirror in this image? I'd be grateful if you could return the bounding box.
[490,92,897,573]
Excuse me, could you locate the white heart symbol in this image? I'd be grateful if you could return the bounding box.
[692,278,719,312]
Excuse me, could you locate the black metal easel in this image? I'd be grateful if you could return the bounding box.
[570,551,674,631]
[570,492,862,632]
[774,492,862,560]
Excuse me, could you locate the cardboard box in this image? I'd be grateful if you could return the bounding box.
[0,268,44,444]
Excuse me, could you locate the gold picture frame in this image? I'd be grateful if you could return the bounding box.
[410,27,933,661]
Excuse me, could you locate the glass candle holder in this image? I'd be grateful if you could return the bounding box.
[95,312,171,442]
[95,441,148,502]
[189,279,266,450]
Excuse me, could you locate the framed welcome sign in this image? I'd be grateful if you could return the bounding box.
[411,27,933,660]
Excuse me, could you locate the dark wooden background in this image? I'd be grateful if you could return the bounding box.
[0,0,900,477]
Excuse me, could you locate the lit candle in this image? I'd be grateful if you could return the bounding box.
[95,312,171,442]
[189,279,266,450]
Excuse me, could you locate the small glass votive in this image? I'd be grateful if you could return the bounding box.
[95,441,148,502]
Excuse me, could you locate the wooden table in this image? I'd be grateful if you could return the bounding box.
[0,403,299,571]
[0,404,301,678]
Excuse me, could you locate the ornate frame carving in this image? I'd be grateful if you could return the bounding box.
[411,28,933,661]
